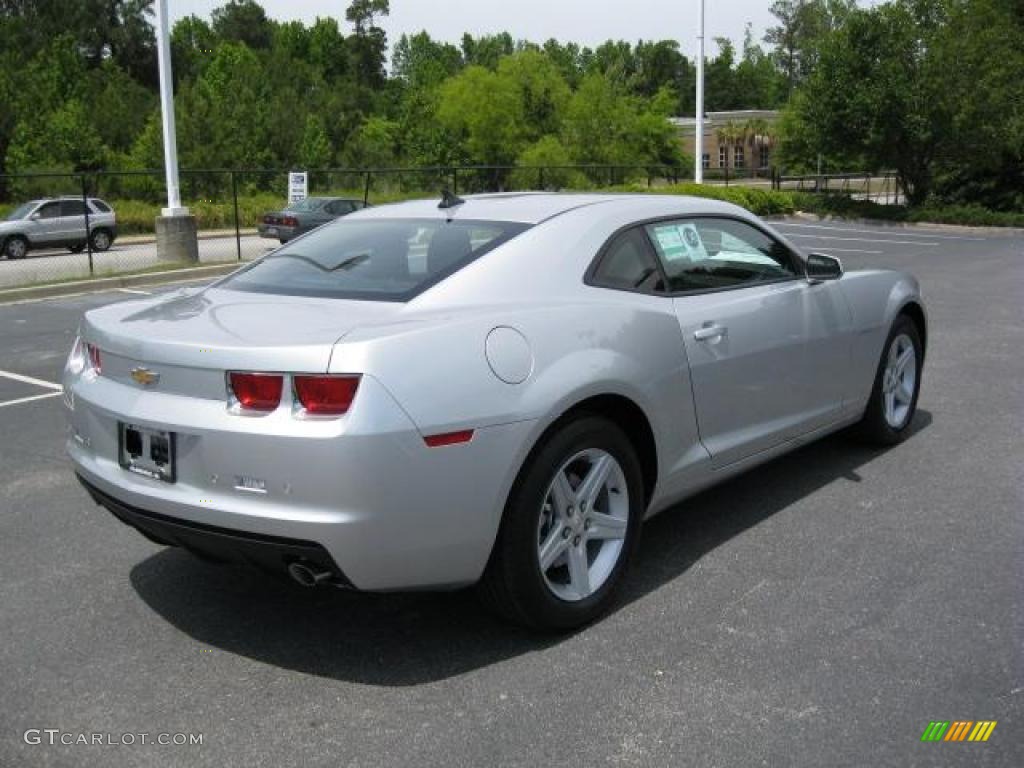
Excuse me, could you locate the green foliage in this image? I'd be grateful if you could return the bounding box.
[612,182,798,216]
[779,0,1024,210]
[792,193,1024,227]
[511,136,586,190]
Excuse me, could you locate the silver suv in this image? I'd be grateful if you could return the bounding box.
[1,197,117,259]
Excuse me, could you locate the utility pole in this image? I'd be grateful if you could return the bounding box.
[695,0,705,184]
[153,0,199,262]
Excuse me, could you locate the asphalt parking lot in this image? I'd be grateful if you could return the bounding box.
[0,217,1021,767]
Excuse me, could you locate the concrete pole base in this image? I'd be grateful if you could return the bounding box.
[155,215,199,263]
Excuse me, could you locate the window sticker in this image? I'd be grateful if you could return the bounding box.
[652,225,686,261]
[677,223,708,262]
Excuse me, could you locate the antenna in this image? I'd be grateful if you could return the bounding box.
[438,189,465,210]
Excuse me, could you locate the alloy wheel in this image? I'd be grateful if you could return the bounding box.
[536,448,629,602]
[882,333,916,428]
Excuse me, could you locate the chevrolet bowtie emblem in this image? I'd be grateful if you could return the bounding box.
[130,367,160,386]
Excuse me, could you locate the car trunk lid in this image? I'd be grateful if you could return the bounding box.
[81,287,402,399]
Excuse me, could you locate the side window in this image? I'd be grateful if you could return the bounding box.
[36,202,61,220]
[591,228,664,293]
[61,200,87,216]
[90,199,111,213]
[645,217,797,293]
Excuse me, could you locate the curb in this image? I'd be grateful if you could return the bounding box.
[787,211,1024,236]
[0,262,242,305]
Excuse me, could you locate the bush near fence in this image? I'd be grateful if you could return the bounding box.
[792,194,1024,228]
[610,182,797,217]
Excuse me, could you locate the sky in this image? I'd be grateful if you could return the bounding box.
[168,0,779,58]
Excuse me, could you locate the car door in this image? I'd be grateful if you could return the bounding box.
[60,199,88,244]
[645,216,849,467]
[28,201,63,245]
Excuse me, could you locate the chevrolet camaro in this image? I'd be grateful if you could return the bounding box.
[65,193,926,629]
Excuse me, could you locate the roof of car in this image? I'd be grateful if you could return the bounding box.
[348,192,746,225]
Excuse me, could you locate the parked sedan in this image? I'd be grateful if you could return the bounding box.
[1,197,117,259]
[258,196,369,244]
[65,193,926,629]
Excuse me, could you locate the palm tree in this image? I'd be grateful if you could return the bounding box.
[745,118,777,178]
[715,121,744,185]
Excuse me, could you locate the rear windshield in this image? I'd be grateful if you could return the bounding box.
[5,203,36,220]
[90,199,112,213]
[220,218,530,301]
[285,198,327,212]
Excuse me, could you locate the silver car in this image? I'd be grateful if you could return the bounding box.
[65,193,926,629]
[1,197,117,259]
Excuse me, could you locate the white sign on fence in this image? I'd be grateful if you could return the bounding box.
[288,171,308,203]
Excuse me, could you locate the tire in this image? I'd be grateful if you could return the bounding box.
[856,314,923,445]
[477,415,644,630]
[90,229,112,252]
[3,236,28,260]
[68,242,86,253]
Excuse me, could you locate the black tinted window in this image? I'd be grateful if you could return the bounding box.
[90,199,111,213]
[61,200,87,216]
[36,202,61,219]
[646,217,797,292]
[592,228,663,292]
[221,218,529,301]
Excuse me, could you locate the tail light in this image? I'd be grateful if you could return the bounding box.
[229,372,283,412]
[85,343,102,373]
[282,215,299,227]
[293,375,360,416]
[262,214,273,224]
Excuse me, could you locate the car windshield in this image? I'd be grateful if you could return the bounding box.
[221,218,529,301]
[284,198,327,213]
[5,203,36,220]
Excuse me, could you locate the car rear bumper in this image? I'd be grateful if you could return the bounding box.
[78,473,353,586]
[257,224,298,241]
[65,370,535,591]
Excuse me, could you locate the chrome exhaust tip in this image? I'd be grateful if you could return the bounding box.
[287,561,333,587]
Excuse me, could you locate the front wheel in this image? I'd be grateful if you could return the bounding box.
[856,314,923,444]
[478,415,644,630]
[3,236,28,260]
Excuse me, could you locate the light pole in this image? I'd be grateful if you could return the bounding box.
[153,0,198,262]
[155,0,186,216]
[694,0,705,184]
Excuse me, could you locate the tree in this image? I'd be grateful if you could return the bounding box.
[778,0,949,203]
[764,0,855,93]
[346,0,389,91]
[211,0,273,50]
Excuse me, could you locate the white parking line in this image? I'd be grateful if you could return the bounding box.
[774,222,987,241]
[803,246,884,254]
[0,369,62,391]
[0,391,62,409]
[784,233,939,247]
[117,288,151,295]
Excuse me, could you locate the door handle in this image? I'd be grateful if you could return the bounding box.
[694,324,728,342]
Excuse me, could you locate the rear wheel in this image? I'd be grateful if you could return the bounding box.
[4,236,28,260]
[856,315,923,444]
[478,415,644,630]
[90,229,112,252]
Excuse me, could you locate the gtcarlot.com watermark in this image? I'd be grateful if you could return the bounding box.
[24,729,203,746]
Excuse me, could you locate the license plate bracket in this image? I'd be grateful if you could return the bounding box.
[119,423,176,483]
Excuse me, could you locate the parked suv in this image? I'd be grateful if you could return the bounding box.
[1,197,117,259]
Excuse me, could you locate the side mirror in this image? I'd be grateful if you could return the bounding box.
[29,212,41,221]
[806,252,843,283]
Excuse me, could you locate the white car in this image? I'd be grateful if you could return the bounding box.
[66,193,926,629]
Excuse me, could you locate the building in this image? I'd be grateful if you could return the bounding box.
[670,109,780,176]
